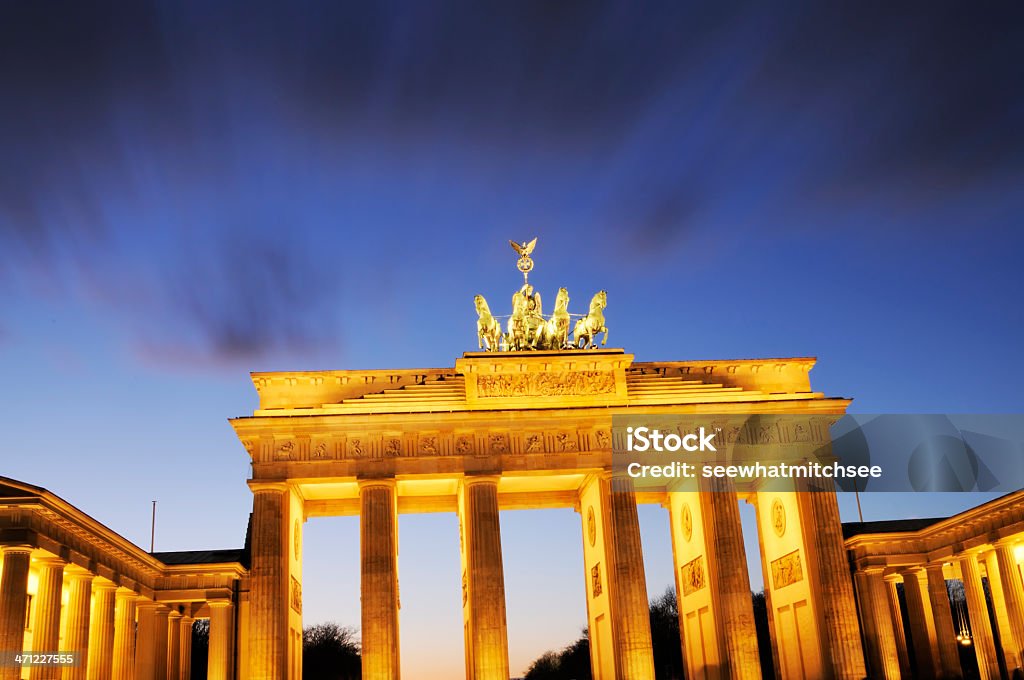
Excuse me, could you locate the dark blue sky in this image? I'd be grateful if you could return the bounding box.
[1,2,1022,675]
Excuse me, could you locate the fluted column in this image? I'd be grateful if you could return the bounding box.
[153,606,169,680]
[959,553,1000,680]
[884,574,912,679]
[249,483,288,680]
[700,477,761,679]
[925,564,962,679]
[178,616,193,680]
[62,570,94,680]
[604,475,655,680]
[995,539,1024,672]
[800,483,868,679]
[0,546,32,680]
[360,480,401,680]
[902,568,938,679]
[854,568,901,679]
[135,602,166,680]
[460,477,508,680]
[983,550,1019,674]
[166,611,181,680]
[207,600,234,680]
[87,581,116,680]
[112,590,138,680]
[30,557,66,680]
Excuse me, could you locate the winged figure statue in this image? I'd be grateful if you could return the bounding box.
[509,238,538,257]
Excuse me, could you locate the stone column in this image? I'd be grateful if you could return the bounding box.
[460,477,509,680]
[166,611,181,680]
[178,616,193,680]
[249,483,288,680]
[700,477,761,679]
[153,606,169,680]
[360,480,401,680]
[207,600,235,680]
[959,553,1001,680]
[86,581,116,680]
[62,570,94,680]
[924,564,962,679]
[995,539,1024,672]
[854,568,901,680]
[0,546,32,680]
[901,568,938,680]
[883,574,912,679]
[134,602,165,680]
[30,557,65,680]
[800,484,867,679]
[604,475,655,680]
[111,590,138,680]
[983,550,1019,674]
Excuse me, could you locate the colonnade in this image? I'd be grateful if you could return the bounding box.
[249,475,866,680]
[856,538,1024,680]
[0,546,236,680]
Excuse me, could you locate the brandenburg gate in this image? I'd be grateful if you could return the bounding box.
[6,239,1024,680]
[231,239,868,680]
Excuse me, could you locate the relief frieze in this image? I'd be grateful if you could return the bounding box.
[770,550,803,589]
[476,371,615,398]
[681,555,706,596]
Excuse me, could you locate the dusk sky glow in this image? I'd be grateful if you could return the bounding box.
[2,2,1023,676]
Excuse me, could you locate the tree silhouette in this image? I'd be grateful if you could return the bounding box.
[303,622,361,680]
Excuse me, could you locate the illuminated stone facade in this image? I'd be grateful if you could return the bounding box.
[0,478,245,680]
[4,348,1021,679]
[846,493,1024,680]
[233,349,865,680]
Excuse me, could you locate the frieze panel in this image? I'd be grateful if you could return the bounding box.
[275,440,295,460]
[418,435,439,456]
[523,433,544,453]
[488,433,509,454]
[382,436,402,459]
[556,432,579,452]
[771,550,803,590]
[681,555,706,596]
[455,435,475,456]
[476,371,616,398]
[254,426,612,462]
[311,439,330,459]
[346,437,366,459]
[290,576,302,614]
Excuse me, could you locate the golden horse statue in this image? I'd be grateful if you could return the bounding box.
[534,287,571,350]
[506,283,544,350]
[474,295,502,351]
[573,290,608,348]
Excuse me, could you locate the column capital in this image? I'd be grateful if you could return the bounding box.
[35,554,66,568]
[207,598,233,609]
[994,535,1022,549]
[92,578,118,592]
[137,599,167,612]
[0,544,33,556]
[65,565,96,580]
[857,565,887,576]
[898,565,926,578]
[358,477,397,491]
[462,474,500,488]
[247,480,290,494]
[167,609,183,620]
[883,571,904,583]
